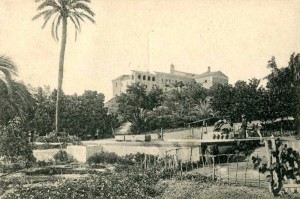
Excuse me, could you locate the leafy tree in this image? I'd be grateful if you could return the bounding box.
[116,83,164,134]
[30,86,55,136]
[209,78,265,122]
[288,53,300,134]
[161,81,208,123]
[209,83,235,119]
[265,57,297,119]
[33,0,95,133]
[0,117,35,164]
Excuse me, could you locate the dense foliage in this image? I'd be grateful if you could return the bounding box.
[53,150,76,164]
[29,87,119,139]
[3,167,164,199]
[116,82,210,133]
[116,53,300,134]
[0,118,36,172]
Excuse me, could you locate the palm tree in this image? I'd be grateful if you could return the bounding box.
[191,100,214,119]
[0,55,18,96]
[0,55,33,125]
[33,0,95,133]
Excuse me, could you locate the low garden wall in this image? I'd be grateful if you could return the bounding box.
[66,145,103,162]
[33,149,61,162]
[33,145,103,163]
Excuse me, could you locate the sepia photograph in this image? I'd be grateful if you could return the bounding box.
[0,0,300,198]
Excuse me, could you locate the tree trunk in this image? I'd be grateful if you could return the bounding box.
[297,88,300,135]
[55,17,68,133]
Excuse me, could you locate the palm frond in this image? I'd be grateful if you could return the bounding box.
[37,0,60,11]
[32,9,52,21]
[78,12,95,24]
[41,9,58,29]
[71,0,91,4]
[51,14,60,41]
[73,12,85,22]
[71,2,95,16]
[69,15,80,41]
[55,15,62,41]
[0,55,18,77]
[69,13,81,32]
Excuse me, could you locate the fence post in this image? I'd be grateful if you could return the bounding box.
[235,153,239,184]
[227,155,230,184]
[245,155,250,185]
[149,155,151,169]
[213,155,215,180]
[258,169,261,187]
[180,160,183,180]
[145,155,147,170]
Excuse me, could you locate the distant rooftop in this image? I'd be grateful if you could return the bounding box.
[112,74,130,81]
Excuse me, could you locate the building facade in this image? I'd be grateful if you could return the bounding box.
[112,65,228,96]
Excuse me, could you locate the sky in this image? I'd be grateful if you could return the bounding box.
[0,0,300,102]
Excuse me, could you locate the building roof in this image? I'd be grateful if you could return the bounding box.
[154,71,194,79]
[112,75,130,81]
[172,70,197,77]
[194,71,228,79]
[131,70,155,75]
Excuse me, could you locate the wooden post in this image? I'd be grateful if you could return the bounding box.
[227,155,230,184]
[180,160,183,179]
[213,155,215,180]
[148,155,151,168]
[235,153,239,184]
[258,169,261,187]
[245,155,250,185]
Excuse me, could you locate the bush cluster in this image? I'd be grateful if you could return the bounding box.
[53,150,76,164]
[25,167,105,176]
[32,143,68,150]
[35,134,80,143]
[87,152,134,165]
[4,167,164,199]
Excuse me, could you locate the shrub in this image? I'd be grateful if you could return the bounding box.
[87,152,119,165]
[35,134,80,143]
[0,118,36,172]
[32,143,68,150]
[87,152,135,166]
[53,150,75,164]
[6,167,164,198]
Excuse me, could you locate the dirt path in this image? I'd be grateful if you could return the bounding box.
[156,180,300,199]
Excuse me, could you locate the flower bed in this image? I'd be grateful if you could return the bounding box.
[3,167,164,199]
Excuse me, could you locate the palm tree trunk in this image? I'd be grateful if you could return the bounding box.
[296,88,300,135]
[55,17,68,133]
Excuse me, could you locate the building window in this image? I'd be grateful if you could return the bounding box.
[143,75,146,80]
[115,82,117,87]
[204,80,207,83]
[175,80,178,83]
[152,77,155,81]
[161,79,163,82]
[148,76,151,81]
[138,74,141,79]
[132,75,134,80]
[145,85,148,88]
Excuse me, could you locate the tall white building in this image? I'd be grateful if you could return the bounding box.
[112,65,228,96]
